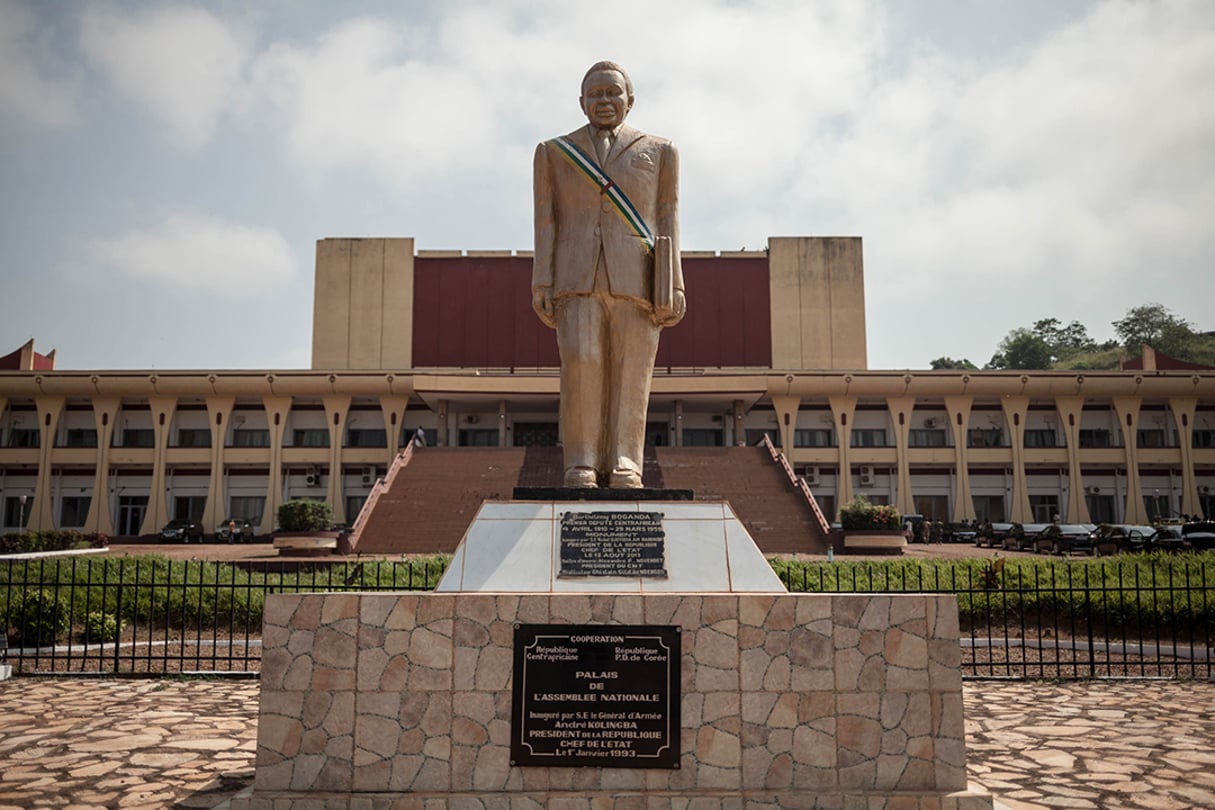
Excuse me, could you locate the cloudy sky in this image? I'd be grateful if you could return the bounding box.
[1,0,1212,372]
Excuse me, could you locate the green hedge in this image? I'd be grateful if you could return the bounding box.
[1,555,450,638]
[770,553,1215,632]
[1,531,108,555]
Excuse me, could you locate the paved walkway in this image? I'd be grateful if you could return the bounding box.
[0,678,1212,809]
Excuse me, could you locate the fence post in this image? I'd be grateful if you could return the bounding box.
[113,559,124,675]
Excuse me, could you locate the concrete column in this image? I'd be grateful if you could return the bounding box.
[261,396,292,536]
[379,395,410,461]
[203,397,236,534]
[674,400,684,447]
[829,396,857,518]
[137,397,178,536]
[1055,397,1088,522]
[1113,397,1148,524]
[437,400,450,447]
[732,400,746,446]
[886,396,916,517]
[1000,397,1031,522]
[30,396,65,531]
[943,396,975,522]
[323,395,353,525]
[499,400,508,447]
[1169,397,1199,517]
[771,395,799,457]
[83,397,121,535]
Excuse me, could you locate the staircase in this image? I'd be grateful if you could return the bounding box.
[351,445,827,555]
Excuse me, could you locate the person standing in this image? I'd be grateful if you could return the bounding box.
[532,61,685,488]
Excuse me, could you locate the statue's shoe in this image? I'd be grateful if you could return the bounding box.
[608,468,643,489]
[564,466,598,488]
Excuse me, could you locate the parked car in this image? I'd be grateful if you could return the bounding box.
[1149,526,1191,553]
[974,522,1011,548]
[1032,523,1096,555]
[160,518,204,543]
[1180,521,1215,551]
[216,517,256,544]
[944,522,978,544]
[1002,522,1047,551]
[1090,524,1156,556]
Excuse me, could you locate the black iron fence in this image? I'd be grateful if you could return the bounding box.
[0,557,444,676]
[2,555,1212,680]
[777,557,1214,680]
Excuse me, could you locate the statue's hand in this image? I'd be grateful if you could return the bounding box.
[657,289,686,327]
[532,287,556,328]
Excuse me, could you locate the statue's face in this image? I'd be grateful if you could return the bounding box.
[580,70,632,129]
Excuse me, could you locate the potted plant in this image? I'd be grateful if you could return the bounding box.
[273,500,340,556]
[839,496,906,555]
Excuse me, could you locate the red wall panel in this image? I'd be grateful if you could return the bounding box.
[412,254,770,369]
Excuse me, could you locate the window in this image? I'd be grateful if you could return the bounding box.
[745,429,780,447]
[1079,429,1112,448]
[815,495,835,521]
[908,429,946,447]
[1143,493,1171,521]
[1137,429,1167,448]
[794,429,834,447]
[1194,430,1215,448]
[59,496,90,528]
[459,429,499,447]
[228,496,265,524]
[405,427,439,447]
[972,495,1006,523]
[120,429,155,448]
[345,495,368,523]
[850,429,887,447]
[1086,493,1116,524]
[176,428,211,448]
[345,429,387,448]
[682,429,723,447]
[3,496,33,528]
[293,429,330,447]
[1024,429,1058,448]
[1029,495,1060,523]
[231,429,270,447]
[63,429,98,448]
[914,495,949,522]
[7,428,39,448]
[173,496,206,522]
[968,429,1003,448]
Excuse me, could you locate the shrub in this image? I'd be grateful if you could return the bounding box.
[84,610,123,643]
[277,500,334,532]
[0,530,107,555]
[839,496,902,531]
[11,589,70,646]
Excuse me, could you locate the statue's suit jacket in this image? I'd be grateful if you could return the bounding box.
[533,123,683,307]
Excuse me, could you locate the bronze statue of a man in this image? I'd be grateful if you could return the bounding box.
[533,61,685,489]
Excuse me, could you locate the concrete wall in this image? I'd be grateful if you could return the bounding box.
[312,238,415,370]
[769,237,867,371]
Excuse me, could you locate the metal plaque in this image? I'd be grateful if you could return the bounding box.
[559,511,667,578]
[510,624,681,768]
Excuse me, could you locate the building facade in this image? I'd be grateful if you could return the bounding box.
[2,236,1212,537]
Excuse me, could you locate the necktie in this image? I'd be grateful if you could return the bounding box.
[596,131,612,165]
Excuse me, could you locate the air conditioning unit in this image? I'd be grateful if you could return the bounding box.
[305,467,322,487]
[361,468,373,485]
[466,415,479,425]
[1202,485,1212,494]
[924,418,938,429]
[1086,485,1101,495]
[858,466,874,486]
[802,467,820,487]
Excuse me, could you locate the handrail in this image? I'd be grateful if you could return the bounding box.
[348,440,416,551]
[762,435,832,536]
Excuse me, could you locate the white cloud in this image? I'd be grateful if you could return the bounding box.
[79,5,248,148]
[0,0,78,127]
[85,213,296,293]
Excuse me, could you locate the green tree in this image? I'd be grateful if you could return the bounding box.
[1031,318,1098,361]
[987,329,1053,370]
[1113,303,1201,360]
[930,356,978,370]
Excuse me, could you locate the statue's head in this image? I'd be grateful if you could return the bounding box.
[580,61,634,129]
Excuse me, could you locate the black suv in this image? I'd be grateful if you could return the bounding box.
[160,518,204,543]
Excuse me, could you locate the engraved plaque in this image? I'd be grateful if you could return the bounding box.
[511,624,681,768]
[559,511,667,578]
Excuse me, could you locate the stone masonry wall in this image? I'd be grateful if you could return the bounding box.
[241,593,991,810]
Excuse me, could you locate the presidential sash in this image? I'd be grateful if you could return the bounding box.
[550,136,656,254]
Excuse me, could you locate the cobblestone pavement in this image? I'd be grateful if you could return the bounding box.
[0,678,1212,809]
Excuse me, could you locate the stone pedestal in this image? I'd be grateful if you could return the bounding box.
[236,591,992,809]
